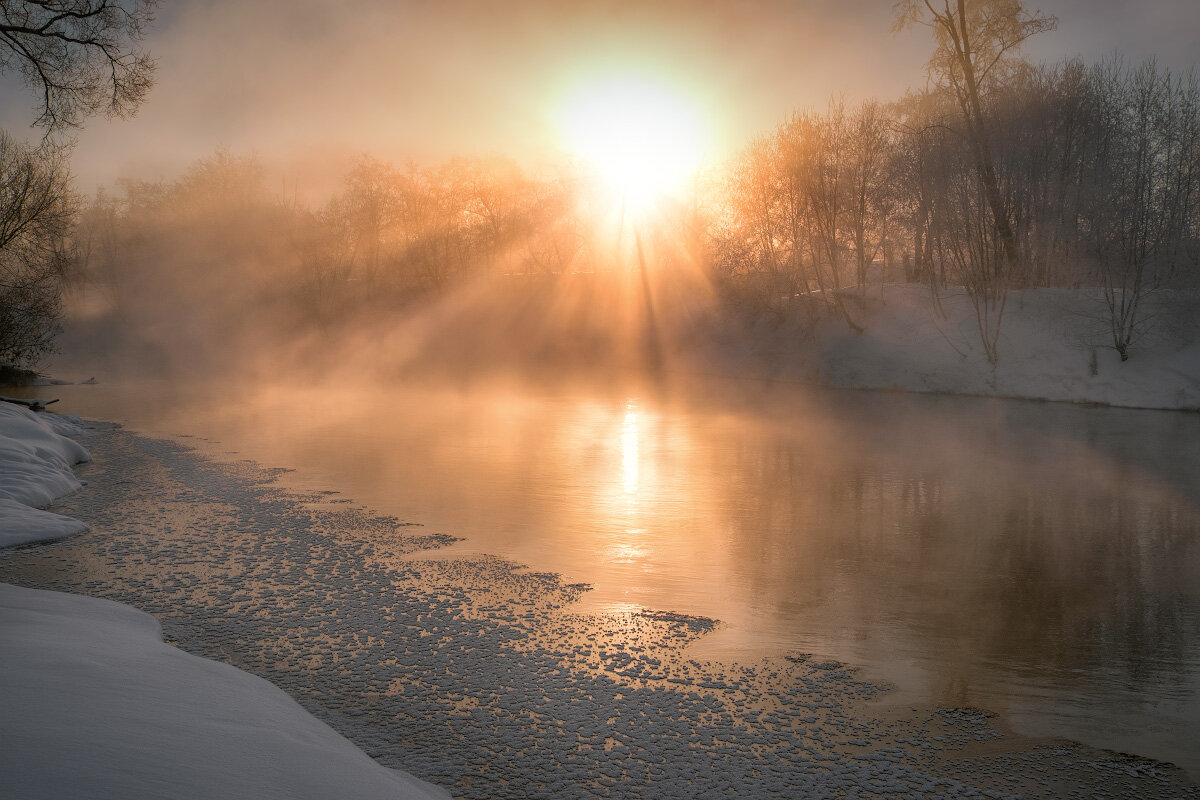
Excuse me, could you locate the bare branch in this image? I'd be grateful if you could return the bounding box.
[0,0,157,135]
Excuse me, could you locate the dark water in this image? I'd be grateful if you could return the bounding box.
[21,376,1200,776]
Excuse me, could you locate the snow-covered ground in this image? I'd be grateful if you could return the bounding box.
[0,403,91,546]
[0,404,449,800]
[0,583,448,800]
[692,285,1200,411]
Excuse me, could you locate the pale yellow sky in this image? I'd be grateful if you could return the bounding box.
[3,0,1195,195]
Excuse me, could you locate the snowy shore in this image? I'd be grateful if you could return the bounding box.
[0,403,90,546]
[0,584,449,800]
[0,403,448,800]
[691,285,1200,412]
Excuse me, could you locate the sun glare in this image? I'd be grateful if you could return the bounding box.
[557,75,708,210]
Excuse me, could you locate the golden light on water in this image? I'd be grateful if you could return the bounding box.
[609,532,648,564]
[621,402,640,496]
[556,73,710,212]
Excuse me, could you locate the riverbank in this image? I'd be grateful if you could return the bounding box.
[0,403,448,800]
[45,283,1200,415]
[688,285,1200,411]
[0,583,450,800]
[2,408,1197,798]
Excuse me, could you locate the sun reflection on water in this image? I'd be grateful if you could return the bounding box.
[621,402,639,496]
[609,531,648,564]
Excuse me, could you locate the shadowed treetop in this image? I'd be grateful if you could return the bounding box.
[0,0,156,134]
[893,0,1057,93]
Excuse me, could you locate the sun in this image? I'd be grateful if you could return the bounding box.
[557,74,709,210]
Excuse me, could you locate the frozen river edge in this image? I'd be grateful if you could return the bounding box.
[3,415,1198,799]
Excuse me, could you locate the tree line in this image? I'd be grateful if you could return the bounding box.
[713,2,1200,362]
[3,0,1199,370]
[74,153,585,328]
[65,148,720,376]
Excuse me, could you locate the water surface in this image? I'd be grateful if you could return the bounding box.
[28,376,1200,776]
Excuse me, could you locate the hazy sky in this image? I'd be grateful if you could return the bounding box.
[2,0,1197,194]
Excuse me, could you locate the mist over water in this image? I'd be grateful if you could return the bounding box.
[58,146,729,394]
[31,372,1200,778]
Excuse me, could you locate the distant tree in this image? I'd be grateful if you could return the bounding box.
[724,133,790,317]
[891,91,950,303]
[718,101,894,330]
[0,132,74,365]
[989,59,1094,289]
[805,100,849,293]
[894,0,1055,363]
[1,0,156,135]
[1081,59,1200,360]
[71,185,121,302]
[512,175,583,276]
[894,0,1055,269]
[328,155,401,285]
[845,101,895,293]
[0,0,155,368]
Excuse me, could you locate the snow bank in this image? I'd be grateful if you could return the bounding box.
[698,286,1200,411]
[0,582,450,800]
[0,403,91,546]
[0,498,88,547]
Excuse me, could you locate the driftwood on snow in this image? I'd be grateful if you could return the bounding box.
[0,396,59,412]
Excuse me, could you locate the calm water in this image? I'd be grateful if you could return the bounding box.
[23,376,1200,776]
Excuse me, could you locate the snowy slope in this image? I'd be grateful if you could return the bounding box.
[693,285,1200,411]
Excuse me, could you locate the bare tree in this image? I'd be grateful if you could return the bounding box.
[1,0,156,135]
[326,155,401,286]
[805,100,848,293]
[845,101,895,292]
[722,134,792,317]
[0,1,155,368]
[719,101,897,330]
[0,131,74,364]
[992,60,1094,289]
[509,173,583,277]
[1083,59,1200,359]
[892,90,951,307]
[894,0,1055,269]
[895,0,1055,363]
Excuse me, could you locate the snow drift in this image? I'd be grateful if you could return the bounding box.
[0,403,91,546]
[0,582,450,800]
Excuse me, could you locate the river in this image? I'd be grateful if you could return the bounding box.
[19,374,1200,777]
